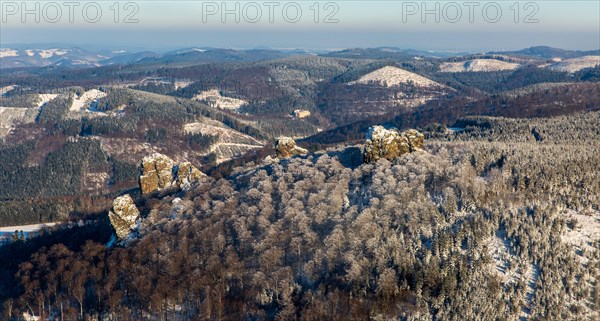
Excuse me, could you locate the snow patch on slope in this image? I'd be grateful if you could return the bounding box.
[184,121,263,163]
[0,107,40,137]
[561,210,600,264]
[0,222,59,246]
[184,122,261,145]
[70,89,107,111]
[0,85,16,96]
[192,89,248,110]
[349,66,441,87]
[38,49,68,58]
[545,56,600,72]
[0,49,18,58]
[38,94,58,107]
[0,222,58,233]
[484,229,539,319]
[440,59,521,72]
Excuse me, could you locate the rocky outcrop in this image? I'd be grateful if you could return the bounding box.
[363,126,424,163]
[177,161,204,187]
[403,128,425,150]
[140,153,204,194]
[140,153,175,194]
[108,195,140,239]
[275,137,308,158]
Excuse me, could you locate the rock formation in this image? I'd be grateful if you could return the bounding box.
[274,137,308,158]
[108,195,140,239]
[403,128,425,150]
[363,126,424,163]
[140,153,204,194]
[177,161,204,187]
[140,153,175,194]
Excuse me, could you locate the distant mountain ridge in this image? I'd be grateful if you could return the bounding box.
[0,47,107,68]
[322,47,463,60]
[489,46,600,59]
[3,45,599,69]
[137,48,289,66]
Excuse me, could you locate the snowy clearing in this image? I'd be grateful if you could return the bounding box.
[70,89,107,111]
[0,49,18,58]
[38,49,67,58]
[545,56,600,72]
[0,85,16,96]
[184,122,262,145]
[38,94,58,107]
[349,66,441,88]
[440,59,521,72]
[0,222,58,233]
[0,107,39,137]
[184,121,263,163]
[561,210,600,264]
[192,89,248,110]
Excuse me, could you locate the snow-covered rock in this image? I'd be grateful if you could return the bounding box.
[176,161,205,190]
[275,137,308,158]
[140,153,177,194]
[363,126,424,163]
[140,153,205,194]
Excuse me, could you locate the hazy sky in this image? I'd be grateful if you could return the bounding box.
[1,1,599,51]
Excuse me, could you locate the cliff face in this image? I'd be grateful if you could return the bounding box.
[140,153,205,194]
[140,153,175,195]
[363,126,424,163]
[275,137,308,158]
[177,161,204,188]
[108,195,140,239]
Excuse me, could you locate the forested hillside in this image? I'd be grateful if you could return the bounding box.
[1,47,599,320]
[0,87,270,226]
[304,82,600,145]
[1,111,598,320]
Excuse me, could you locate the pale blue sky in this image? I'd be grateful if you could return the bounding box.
[1,1,599,51]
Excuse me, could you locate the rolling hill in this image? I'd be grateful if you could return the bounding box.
[349,66,442,87]
[440,59,521,72]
